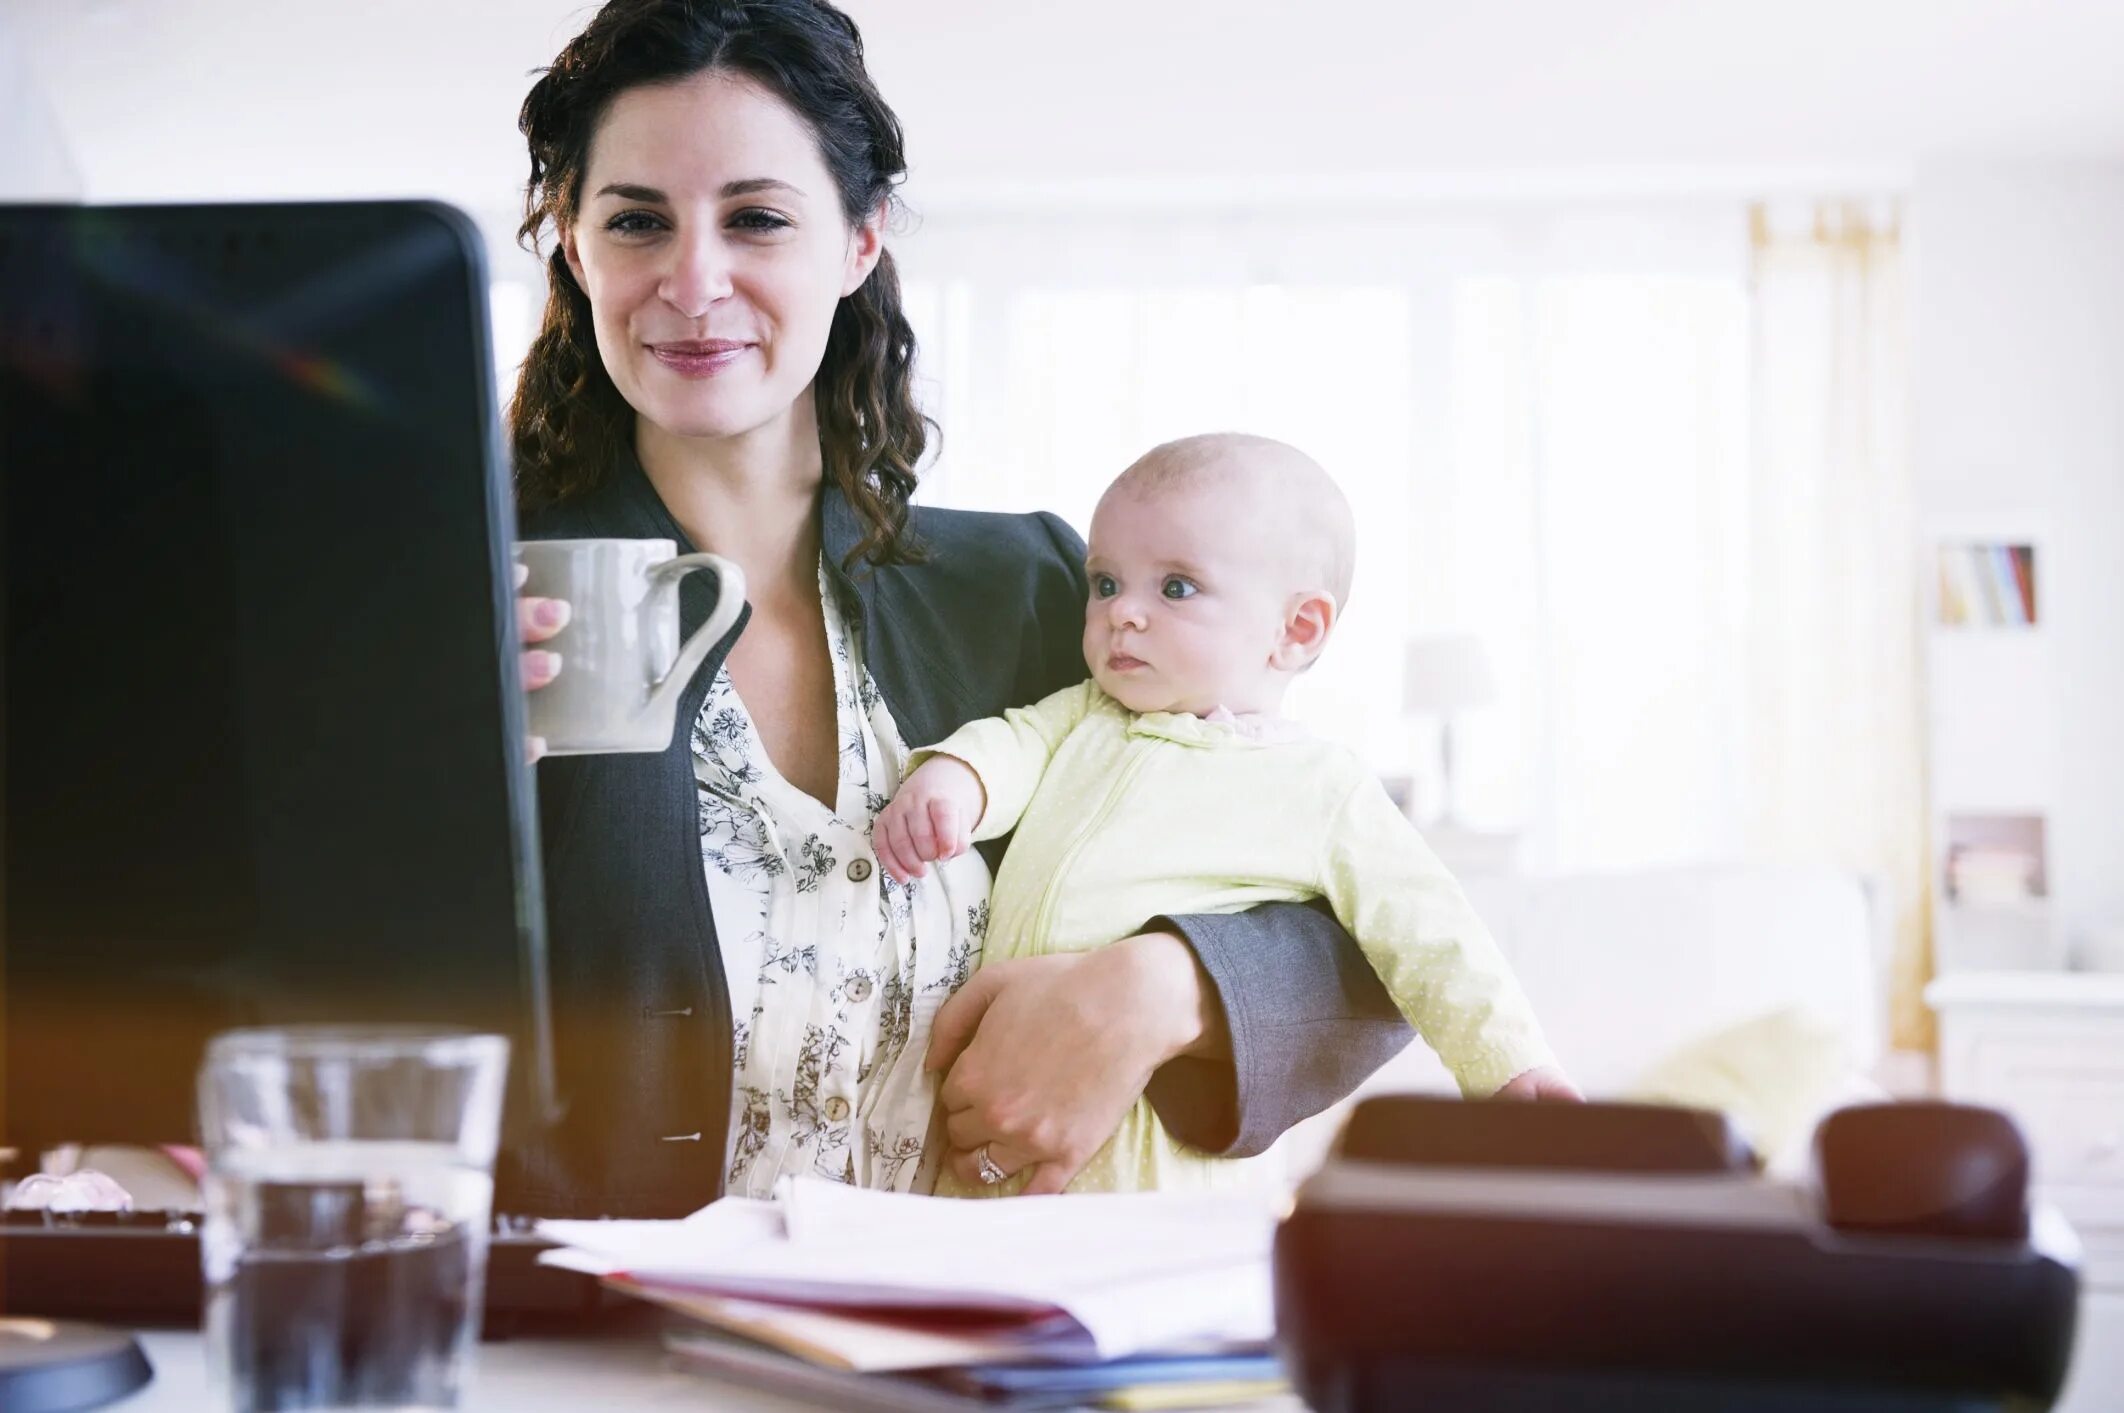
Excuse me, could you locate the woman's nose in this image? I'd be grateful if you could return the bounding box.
[659,232,735,317]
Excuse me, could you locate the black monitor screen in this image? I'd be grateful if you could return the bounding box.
[0,202,552,1154]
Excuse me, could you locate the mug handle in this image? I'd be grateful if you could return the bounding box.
[641,553,748,723]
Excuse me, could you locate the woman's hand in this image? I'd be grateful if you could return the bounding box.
[1493,1064,1585,1103]
[925,931,1217,1195]
[514,562,570,762]
[872,756,984,882]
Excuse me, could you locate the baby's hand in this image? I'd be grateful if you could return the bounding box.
[1493,1065,1585,1103]
[873,756,985,883]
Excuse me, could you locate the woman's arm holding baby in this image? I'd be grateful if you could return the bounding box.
[926,929,1220,1194]
[926,900,1453,1190]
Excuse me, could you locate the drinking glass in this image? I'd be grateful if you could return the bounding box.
[197,1027,509,1412]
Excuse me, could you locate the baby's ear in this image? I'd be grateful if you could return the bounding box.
[1272,590,1338,672]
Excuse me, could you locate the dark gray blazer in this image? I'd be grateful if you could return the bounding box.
[510,456,1412,1216]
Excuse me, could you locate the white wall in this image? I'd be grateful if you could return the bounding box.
[1912,161,2124,958]
[14,1,2124,215]
[0,16,82,199]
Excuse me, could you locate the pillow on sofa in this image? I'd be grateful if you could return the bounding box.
[1624,1006,1859,1171]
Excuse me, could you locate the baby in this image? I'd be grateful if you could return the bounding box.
[874,433,1577,1197]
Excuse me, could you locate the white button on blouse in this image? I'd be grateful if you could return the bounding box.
[691,560,990,1197]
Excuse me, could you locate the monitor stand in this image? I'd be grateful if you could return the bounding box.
[0,1320,152,1412]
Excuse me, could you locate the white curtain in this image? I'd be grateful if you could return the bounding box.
[1745,202,1928,1049]
[1445,273,1752,868]
[896,196,1921,1046]
[899,204,1748,787]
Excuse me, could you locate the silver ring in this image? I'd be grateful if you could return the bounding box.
[975,1144,1008,1186]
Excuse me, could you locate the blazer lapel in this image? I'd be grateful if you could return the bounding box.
[821,492,985,754]
[604,453,985,753]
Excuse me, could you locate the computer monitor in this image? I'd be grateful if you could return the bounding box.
[0,201,556,1158]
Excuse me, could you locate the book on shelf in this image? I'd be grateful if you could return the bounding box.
[1941,813,2048,912]
[1946,844,2043,906]
[1936,543,2037,628]
[2008,544,2037,621]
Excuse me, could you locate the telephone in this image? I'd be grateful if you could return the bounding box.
[1274,1097,2079,1411]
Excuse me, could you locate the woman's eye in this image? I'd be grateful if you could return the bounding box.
[1092,575,1118,599]
[1161,577,1198,600]
[729,208,793,233]
[604,210,665,236]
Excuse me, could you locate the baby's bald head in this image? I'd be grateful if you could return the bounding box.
[1108,433,1355,608]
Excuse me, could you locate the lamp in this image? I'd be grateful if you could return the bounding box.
[1402,634,1498,827]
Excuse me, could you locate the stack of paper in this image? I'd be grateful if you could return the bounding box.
[537,1178,1294,1410]
[659,1331,1289,1412]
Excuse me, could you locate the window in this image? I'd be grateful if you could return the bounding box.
[902,201,1753,872]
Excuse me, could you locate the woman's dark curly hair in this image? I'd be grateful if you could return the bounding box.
[510,0,929,567]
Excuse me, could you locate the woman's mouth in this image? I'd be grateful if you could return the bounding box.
[647,340,752,377]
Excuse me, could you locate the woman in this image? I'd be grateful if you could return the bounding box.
[507,0,1410,1217]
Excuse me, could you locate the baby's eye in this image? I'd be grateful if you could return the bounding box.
[1161,576,1198,600]
[1092,574,1118,599]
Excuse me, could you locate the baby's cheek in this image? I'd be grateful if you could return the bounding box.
[1091,669,1146,713]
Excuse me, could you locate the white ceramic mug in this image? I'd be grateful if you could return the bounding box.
[515,538,745,755]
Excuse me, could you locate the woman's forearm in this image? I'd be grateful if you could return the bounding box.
[1106,929,1232,1063]
[1148,901,1414,1158]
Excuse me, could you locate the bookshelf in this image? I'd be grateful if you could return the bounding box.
[1923,514,2060,971]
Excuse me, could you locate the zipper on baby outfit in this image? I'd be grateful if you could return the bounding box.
[1026,740,1156,954]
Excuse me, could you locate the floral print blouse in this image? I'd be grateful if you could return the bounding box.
[690,559,991,1198]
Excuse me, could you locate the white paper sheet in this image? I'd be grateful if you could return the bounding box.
[537,1178,1277,1357]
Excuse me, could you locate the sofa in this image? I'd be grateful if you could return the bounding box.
[1279,862,1892,1178]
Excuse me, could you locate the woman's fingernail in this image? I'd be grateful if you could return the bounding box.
[534,599,569,629]
[534,650,562,679]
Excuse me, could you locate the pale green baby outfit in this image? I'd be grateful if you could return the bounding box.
[922,679,1556,1198]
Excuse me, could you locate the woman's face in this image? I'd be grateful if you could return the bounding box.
[564,71,882,446]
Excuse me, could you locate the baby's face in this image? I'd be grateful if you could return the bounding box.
[1082,481,1297,717]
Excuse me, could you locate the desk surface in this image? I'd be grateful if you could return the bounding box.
[116,1314,1304,1412]
[120,1315,807,1411]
